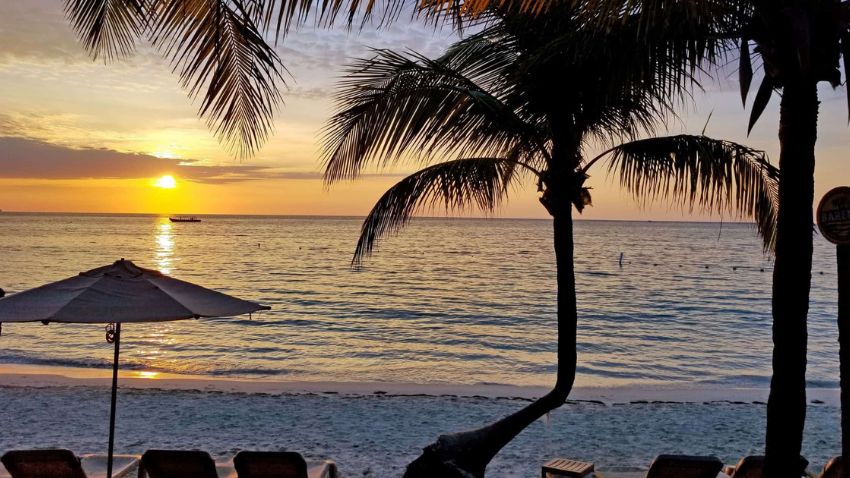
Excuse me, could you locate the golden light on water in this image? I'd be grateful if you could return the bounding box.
[135,371,161,379]
[154,175,177,189]
[155,220,174,275]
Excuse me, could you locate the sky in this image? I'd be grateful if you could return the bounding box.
[1,1,849,220]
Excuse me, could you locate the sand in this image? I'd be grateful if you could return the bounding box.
[0,365,842,477]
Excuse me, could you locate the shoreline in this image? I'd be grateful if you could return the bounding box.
[1,364,841,477]
[0,363,839,406]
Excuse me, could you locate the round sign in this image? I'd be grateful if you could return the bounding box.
[817,187,850,245]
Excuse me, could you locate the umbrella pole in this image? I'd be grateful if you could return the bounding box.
[107,322,121,478]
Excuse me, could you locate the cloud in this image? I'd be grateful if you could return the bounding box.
[0,0,169,69]
[0,1,85,64]
[286,86,335,100]
[272,13,459,93]
[0,0,458,88]
[0,136,323,183]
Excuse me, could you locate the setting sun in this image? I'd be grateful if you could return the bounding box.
[154,175,177,189]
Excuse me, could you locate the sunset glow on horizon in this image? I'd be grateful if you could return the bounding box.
[1,1,849,220]
[154,175,177,189]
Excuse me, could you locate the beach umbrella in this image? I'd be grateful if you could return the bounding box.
[0,259,270,478]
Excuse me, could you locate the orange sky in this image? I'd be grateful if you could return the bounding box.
[1,2,849,220]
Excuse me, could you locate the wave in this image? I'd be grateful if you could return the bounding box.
[0,353,115,370]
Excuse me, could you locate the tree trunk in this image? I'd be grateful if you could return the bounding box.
[839,245,850,477]
[763,79,818,478]
[403,194,578,478]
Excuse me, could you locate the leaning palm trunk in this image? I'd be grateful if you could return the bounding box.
[764,80,818,477]
[405,186,578,478]
[322,10,779,477]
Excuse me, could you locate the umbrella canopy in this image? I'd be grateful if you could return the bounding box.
[0,259,270,478]
[0,259,267,324]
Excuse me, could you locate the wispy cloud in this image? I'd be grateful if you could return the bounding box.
[0,136,324,183]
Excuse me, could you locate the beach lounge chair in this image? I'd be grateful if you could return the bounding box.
[646,455,723,478]
[1,449,87,478]
[821,456,846,478]
[233,451,308,478]
[541,458,594,477]
[138,450,218,478]
[729,455,764,478]
[729,455,809,477]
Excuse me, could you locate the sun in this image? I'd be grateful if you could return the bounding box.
[154,175,177,189]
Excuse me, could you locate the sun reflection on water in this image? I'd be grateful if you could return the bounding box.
[135,371,161,379]
[154,219,174,275]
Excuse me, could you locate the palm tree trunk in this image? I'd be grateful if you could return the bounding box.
[764,79,818,478]
[839,245,850,471]
[403,197,578,478]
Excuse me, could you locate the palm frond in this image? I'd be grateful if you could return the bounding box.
[150,0,285,157]
[600,134,779,251]
[322,48,547,183]
[64,0,146,60]
[258,0,405,38]
[574,0,750,35]
[419,0,555,18]
[353,157,523,265]
[438,25,520,96]
[478,3,725,148]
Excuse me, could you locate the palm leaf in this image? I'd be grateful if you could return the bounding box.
[322,48,547,182]
[601,134,779,251]
[352,157,523,265]
[483,4,725,147]
[259,0,400,38]
[841,31,850,122]
[64,0,147,60]
[748,76,775,134]
[149,0,286,158]
[739,38,753,106]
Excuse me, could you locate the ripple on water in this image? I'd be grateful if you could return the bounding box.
[0,215,839,389]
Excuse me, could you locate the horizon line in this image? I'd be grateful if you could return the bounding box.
[0,210,759,225]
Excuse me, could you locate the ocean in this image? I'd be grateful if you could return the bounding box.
[0,212,840,389]
[0,213,843,476]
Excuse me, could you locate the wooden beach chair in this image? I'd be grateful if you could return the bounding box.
[729,455,764,478]
[541,458,594,477]
[0,449,87,478]
[139,450,218,478]
[646,454,723,478]
[233,451,308,478]
[820,456,846,478]
[729,455,809,477]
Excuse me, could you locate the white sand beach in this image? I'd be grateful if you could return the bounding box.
[0,365,842,477]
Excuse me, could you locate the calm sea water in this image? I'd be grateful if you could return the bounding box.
[0,213,840,389]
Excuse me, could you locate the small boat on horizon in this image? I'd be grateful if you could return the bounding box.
[169,216,202,223]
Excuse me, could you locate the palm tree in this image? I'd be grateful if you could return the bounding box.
[322,6,779,477]
[547,1,850,474]
[733,5,847,474]
[61,1,806,474]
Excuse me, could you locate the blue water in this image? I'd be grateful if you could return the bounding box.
[0,213,840,389]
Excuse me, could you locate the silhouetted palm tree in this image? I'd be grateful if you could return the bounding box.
[534,1,850,474]
[322,6,779,477]
[720,5,848,474]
